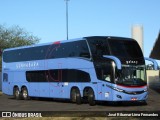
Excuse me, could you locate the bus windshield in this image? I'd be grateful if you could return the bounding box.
[115,66,146,86]
[87,37,143,59]
[86,37,145,65]
[108,39,143,59]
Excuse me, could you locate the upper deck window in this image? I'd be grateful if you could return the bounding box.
[3,40,90,62]
[50,40,90,59]
[87,37,110,57]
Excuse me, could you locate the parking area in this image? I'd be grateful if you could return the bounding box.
[0,88,160,112]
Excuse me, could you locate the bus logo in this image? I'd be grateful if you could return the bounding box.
[16,62,39,69]
[126,60,138,64]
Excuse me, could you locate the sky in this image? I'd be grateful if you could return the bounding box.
[0,0,160,58]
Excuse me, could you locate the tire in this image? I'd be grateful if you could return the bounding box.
[88,88,96,106]
[70,88,81,105]
[75,89,81,105]
[13,87,21,100]
[71,88,76,103]
[22,87,30,100]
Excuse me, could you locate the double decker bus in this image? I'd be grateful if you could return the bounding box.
[2,36,158,105]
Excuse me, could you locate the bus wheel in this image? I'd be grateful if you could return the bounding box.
[75,89,82,105]
[13,87,21,100]
[70,88,81,105]
[88,88,96,106]
[22,87,30,100]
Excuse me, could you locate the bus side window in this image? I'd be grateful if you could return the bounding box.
[3,73,8,82]
[95,60,113,83]
[77,41,90,58]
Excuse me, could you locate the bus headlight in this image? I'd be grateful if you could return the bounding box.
[144,89,148,92]
[112,87,124,92]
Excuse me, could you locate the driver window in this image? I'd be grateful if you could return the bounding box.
[95,60,113,83]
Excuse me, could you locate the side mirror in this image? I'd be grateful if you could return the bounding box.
[144,57,159,70]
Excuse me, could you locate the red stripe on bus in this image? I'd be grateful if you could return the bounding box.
[53,41,61,44]
[117,84,147,88]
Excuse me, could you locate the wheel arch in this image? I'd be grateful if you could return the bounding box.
[13,85,19,89]
[13,85,19,93]
[83,86,96,98]
[70,86,82,95]
[21,85,29,94]
[21,85,27,90]
[70,86,80,91]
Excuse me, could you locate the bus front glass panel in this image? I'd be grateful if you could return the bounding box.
[87,37,146,86]
[115,66,147,86]
[108,39,143,59]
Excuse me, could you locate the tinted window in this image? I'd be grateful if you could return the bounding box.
[72,41,90,58]
[3,45,49,62]
[48,70,61,82]
[87,37,110,57]
[26,69,91,82]
[66,69,90,82]
[94,58,113,83]
[26,71,47,82]
[3,40,90,62]
[50,41,90,58]
[3,73,8,82]
[108,39,143,59]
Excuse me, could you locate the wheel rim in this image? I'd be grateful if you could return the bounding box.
[23,90,28,99]
[71,90,76,102]
[88,89,95,105]
[15,89,19,98]
[76,89,81,104]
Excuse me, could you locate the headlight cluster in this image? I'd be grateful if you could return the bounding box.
[112,87,124,92]
[143,89,148,92]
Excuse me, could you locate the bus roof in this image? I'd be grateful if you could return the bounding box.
[85,36,134,41]
[3,36,134,52]
[3,37,84,52]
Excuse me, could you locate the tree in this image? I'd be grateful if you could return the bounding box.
[0,25,40,71]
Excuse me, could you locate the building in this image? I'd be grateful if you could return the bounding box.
[148,32,160,89]
[131,25,144,52]
[150,32,160,60]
